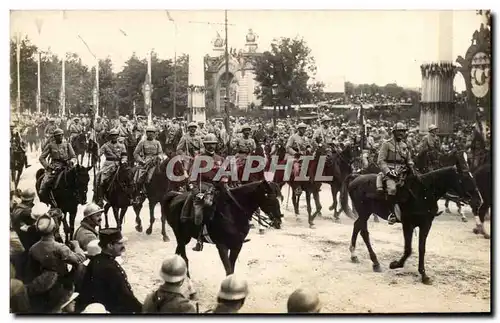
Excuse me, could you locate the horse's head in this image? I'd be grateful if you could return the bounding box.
[255,180,283,229]
[449,150,483,212]
[117,163,135,187]
[70,164,92,204]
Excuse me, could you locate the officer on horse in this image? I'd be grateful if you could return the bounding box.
[286,122,313,183]
[94,128,128,207]
[177,121,205,174]
[232,124,256,182]
[11,122,30,169]
[182,133,226,252]
[38,128,77,201]
[376,122,414,225]
[419,124,441,171]
[68,117,84,142]
[133,125,163,200]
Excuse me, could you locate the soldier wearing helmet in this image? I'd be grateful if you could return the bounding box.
[11,189,39,250]
[68,117,84,142]
[287,288,322,313]
[418,124,441,171]
[208,274,249,313]
[93,128,127,206]
[134,125,163,200]
[376,122,413,225]
[177,122,204,157]
[143,255,196,313]
[117,116,132,144]
[196,120,208,137]
[231,124,256,172]
[38,128,77,201]
[285,122,312,180]
[74,203,104,251]
[184,133,226,252]
[313,115,335,148]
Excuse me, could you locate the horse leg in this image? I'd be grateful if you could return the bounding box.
[418,222,433,285]
[445,199,451,213]
[457,202,467,222]
[175,244,190,277]
[389,222,414,269]
[133,203,143,233]
[372,214,380,223]
[292,186,301,220]
[228,244,243,275]
[349,216,365,263]
[312,185,322,218]
[160,210,170,242]
[61,214,71,243]
[145,201,156,235]
[359,220,382,272]
[473,204,490,239]
[112,206,120,229]
[103,203,111,229]
[216,244,232,276]
[119,208,127,230]
[305,191,314,229]
[328,182,337,211]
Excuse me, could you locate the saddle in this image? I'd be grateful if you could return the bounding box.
[180,182,217,226]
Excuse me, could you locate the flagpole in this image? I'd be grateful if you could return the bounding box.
[95,58,99,117]
[61,55,66,117]
[146,49,153,126]
[16,33,21,114]
[37,51,41,113]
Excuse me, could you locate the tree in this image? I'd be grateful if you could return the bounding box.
[97,57,116,116]
[65,52,93,115]
[308,81,325,102]
[253,37,317,111]
[10,37,38,113]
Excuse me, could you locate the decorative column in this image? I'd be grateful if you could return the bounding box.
[419,62,455,135]
[187,54,206,123]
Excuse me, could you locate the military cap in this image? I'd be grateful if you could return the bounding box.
[36,214,56,234]
[204,133,218,144]
[146,125,157,132]
[31,203,50,220]
[21,188,36,202]
[188,122,198,128]
[241,124,251,131]
[392,122,408,132]
[297,122,307,129]
[99,228,127,246]
[428,124,438,131]
[83,203,104,218]
[53,128,64,136]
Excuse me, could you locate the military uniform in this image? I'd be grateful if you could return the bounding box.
[134,137,163,184]
[313,126,335,145]
[142,284,196,313]
[117,122,132,145]
[76,252,142,313]
[97,141,127,184]
[68,122,84,141]
[73,221,99,251]
[38,135,76,197]
[285,128,312,177]
[377,137,412,195]
[176,133,204,157]
[232,136,256,160]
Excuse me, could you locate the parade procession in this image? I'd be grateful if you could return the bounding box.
[9,10,492,314]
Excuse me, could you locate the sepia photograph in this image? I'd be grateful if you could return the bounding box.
[8,8,491,314]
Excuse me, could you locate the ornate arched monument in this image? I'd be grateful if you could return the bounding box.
[205,29,262,112]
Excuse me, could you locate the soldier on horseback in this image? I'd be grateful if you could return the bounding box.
[43,118,58,148]
[68,117,84,142]
[185,133,226,252]
[133,126,163,201]
[94,129,128,207]
[232,124,256,181]
[117,116,132,144]
[177,122,204,173]
[286,123,313,185]
[11,123,30,169]
[38,129,77,202]
[313,116,335,151]
[419,124,441,170]
[376,122,413,225]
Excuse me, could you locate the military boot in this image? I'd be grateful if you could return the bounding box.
[23,154,31,168]
[387,196,401,225]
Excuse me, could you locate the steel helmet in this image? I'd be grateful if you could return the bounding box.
[160,255,187,283]
[31,203,50,220]
[297,122,307,129]
[321,115,332,123]
[392,122,407,132]
[287,288,321,313]
[428,124,438,131]
[20,188,36,202]
[53,128,64,136]
[187,122,198,128]
[146,125,157,132]
[241,124,252,131]
[109,128,119,135]
[35,214,56,234]
[83,203,104,218]
[204,134,218,144]
[217,274,249,301]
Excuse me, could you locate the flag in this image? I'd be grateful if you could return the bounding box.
[119,29,127,36]
[166,11,174,22]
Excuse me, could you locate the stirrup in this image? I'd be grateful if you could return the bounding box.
[387,213,398,225]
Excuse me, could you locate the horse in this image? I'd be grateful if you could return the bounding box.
[35,164,92,242]
[71,133,88,165]
[10,148,25,190]
[132,156,188,238]
[26,126,39,153]
[99,163,138,230]
[160,180,283,276]
[340,164,481,285]
[471,163,491,239]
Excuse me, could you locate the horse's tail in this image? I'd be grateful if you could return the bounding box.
[340,173,359,220]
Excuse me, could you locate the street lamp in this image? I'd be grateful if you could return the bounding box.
[272,84,278,127]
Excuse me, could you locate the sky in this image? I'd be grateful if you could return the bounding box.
[10,10,485,92]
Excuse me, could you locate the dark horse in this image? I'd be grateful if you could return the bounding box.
[10,148,25,190]
[35,165,92,242]
[340,164,480,285]
[160,180,283,276]
[133,156,187,238]
[99,163,138,229]
[471,163,491,239]
[71,133,88,165]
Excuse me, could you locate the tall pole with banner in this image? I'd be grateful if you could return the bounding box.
[35,18,43,114]
[15,32,21,115]
[143,49,153,126]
